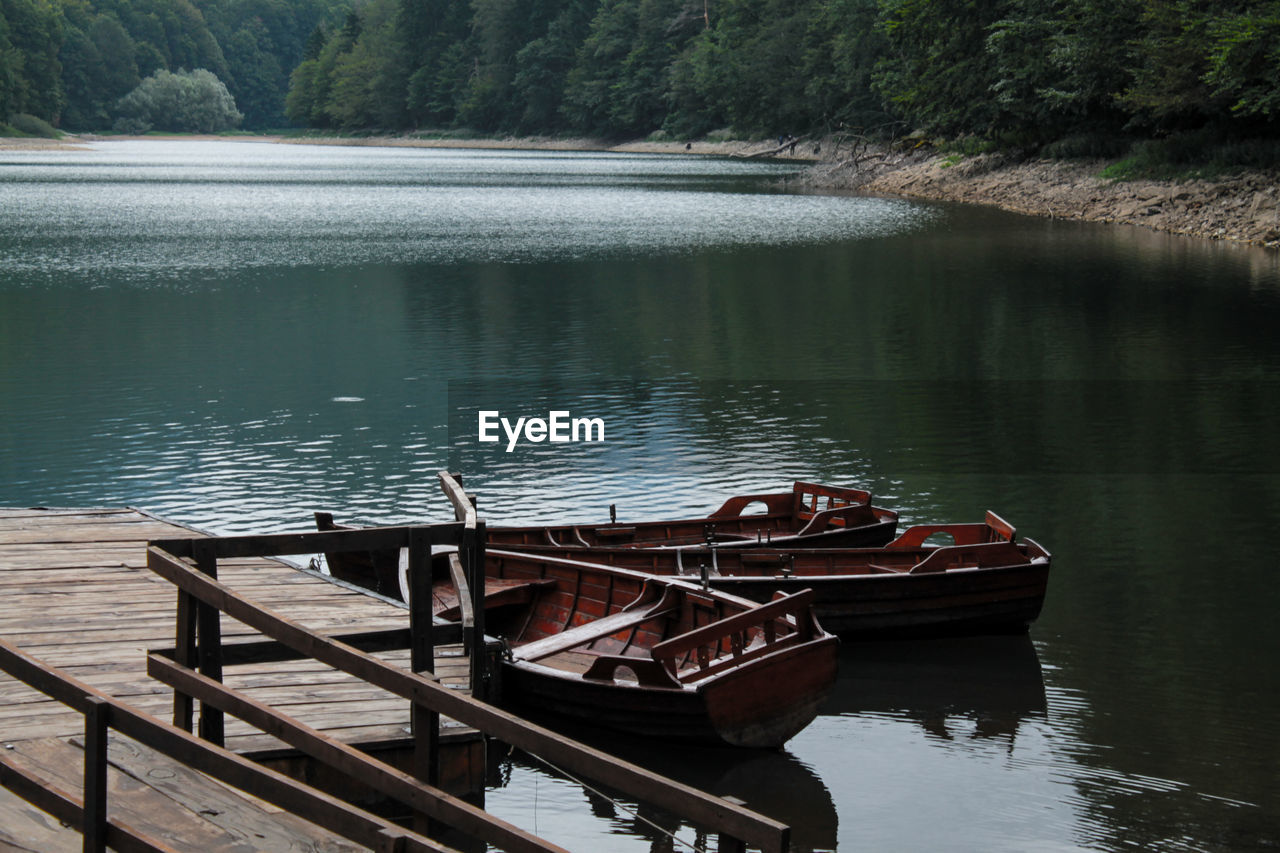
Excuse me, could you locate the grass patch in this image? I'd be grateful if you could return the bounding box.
[1040,132,1132,160]
[1097,129,1280,182]
[3,113,61,138]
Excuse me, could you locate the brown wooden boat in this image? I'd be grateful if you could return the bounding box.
[441,549,839,748]
[315,514,839,747]
[505,513,1051,639]
[314,477,897,598]
[482,480,899,549]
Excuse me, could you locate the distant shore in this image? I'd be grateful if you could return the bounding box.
[5,133,1274,249]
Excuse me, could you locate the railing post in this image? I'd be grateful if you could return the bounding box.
[407,526,438,836]
[193,539,224,747]
[83,695,110,853]
[466,521,486,699]
[172,588,196,731]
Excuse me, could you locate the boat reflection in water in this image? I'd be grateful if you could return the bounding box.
[489,729,839,853]
[481,633,1045,852]
[826,634,1048,748]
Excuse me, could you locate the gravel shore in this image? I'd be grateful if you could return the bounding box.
[796,147,1279,250]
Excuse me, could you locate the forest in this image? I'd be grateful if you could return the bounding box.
[2,0,1279,161]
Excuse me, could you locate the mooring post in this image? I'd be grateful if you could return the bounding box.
[83,695,110,853]
[406,525,438,837]
[192,539,224,747]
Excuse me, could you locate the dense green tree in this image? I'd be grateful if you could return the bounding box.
[563,0,696,136]
[986,0,1140,143]
[324,0,402,128]
[873,0,1009,136]
[1203,1,1280,120]
[98,0,228,80]
[510,0,596,131]
[1120,0,1221,130]
[198,0,348,128]
[399,0,471,126]
[2,0,1275,149]
[1,0,66,123]
[59,4,148,129]
[801,0,893,133]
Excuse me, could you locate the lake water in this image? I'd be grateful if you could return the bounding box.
[2,140,1278,850]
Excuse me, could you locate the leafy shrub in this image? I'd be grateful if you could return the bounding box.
[111,117,152,135]
[115,69,243,134]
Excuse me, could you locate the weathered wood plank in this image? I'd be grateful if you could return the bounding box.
[0,523,191,545]
[81,733,368,852]
[3,737,239,852]
[0,776,82,852]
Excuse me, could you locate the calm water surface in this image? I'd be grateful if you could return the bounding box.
[2,140,1278,850]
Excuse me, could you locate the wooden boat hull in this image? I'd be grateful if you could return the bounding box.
[703,559,1049,638]
[501,635,837,748]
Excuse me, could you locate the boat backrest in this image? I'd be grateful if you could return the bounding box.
[791,482,873,519]
[888,515,1017,549]
[707,491,794,519]
[652,589,822,683]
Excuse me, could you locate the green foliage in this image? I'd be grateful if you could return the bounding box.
[986,0,1140,142]
[873,0,1007,135]
[114,66,242,132]
[0,0,67,123]
[1204,4,1280,120]
[1,0,1276,156]
[9,109,58,133]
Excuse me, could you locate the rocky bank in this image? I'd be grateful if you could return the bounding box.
[797,147,1280,249]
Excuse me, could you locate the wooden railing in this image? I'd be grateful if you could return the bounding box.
[145,520,791,853]
[0,637,459,853]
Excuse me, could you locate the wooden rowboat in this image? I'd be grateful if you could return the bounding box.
[481,480,899,550]
[314,478,897,598]
[439,549,839,748]
[505,513,1051,639]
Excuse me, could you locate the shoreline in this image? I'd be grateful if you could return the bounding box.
[796,148,1279,250]
[4,133,1274,249]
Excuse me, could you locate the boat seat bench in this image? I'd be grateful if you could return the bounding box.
[514,603,679,662]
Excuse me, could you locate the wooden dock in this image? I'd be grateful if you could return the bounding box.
[0,507,479,851]
[0,505,794,853]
